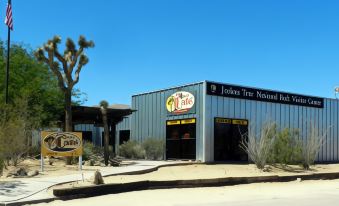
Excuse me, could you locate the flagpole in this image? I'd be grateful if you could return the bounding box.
[5,23,10,104]
[5,0,11,104]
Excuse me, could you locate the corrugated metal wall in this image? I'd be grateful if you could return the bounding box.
[116,80,339,163]
[115,116,131,151]
[126,82,205,160]
[74,124,103,146]
[205,94,339,162]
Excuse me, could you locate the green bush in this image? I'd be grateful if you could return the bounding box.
[27,145,41,158]
[82,141,95,161]
[142,138,164,160]
[0,157,4,175]
[118,140,145,159]
[269,128,302,165]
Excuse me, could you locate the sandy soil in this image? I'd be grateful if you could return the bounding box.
[0,158,115,180]
[51,163,339,190]
[30,179,339,206]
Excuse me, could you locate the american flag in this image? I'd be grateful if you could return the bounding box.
[5,1,13,30]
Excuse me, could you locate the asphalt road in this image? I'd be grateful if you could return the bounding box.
[29,179,339,206]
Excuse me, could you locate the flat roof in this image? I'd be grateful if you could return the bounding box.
[132,81,204,97]
[132,80,337,101]
[68,105,134,125]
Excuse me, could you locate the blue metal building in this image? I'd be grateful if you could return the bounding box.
[116,81,339,162]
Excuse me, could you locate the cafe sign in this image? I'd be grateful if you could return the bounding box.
[41,131,82,157]
[166,91,195,115]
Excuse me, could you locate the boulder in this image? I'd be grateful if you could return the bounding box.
[84,160,94,166]
[48,158,55,166]
[7,167,27,177]
[109,159,120,167]
[93,161,101,166]
[93,170,104,185]
[27,170,39,177]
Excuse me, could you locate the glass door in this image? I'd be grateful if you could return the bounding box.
[166,118,196,160]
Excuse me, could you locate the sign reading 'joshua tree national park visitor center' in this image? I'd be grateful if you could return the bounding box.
[207,82,324,108]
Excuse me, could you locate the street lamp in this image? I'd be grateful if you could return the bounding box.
[335,86,339,99]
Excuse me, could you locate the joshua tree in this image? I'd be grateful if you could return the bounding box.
[100,100,110,166]
[34,35,94,132]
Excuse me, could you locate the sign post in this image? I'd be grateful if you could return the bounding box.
[79,155,82,171]
[40,132,83,171]
[40,154,44,172]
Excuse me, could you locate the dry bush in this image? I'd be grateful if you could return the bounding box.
[240,122,276,170]
[142,138,165,160]
[118,140,145,159]
[0,100,31,168]
[301,125,326,170]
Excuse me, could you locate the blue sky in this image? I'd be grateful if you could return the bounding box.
[1,0,339,105]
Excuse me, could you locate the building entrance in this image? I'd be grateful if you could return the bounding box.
[166,118,196,160]
[214,118,248,161]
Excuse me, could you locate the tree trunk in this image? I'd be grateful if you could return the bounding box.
[65,89,73,165]
[65,89,72,132]
[101,109,109,166]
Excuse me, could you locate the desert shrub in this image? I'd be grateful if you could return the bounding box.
[91,145,115,158]
[0,97,40,166]
[118,140,145,159]
[240,122,276,170]
[301,126,326,170]
[0,157,4,175]
[269,128,302,165]
[0,111,28,166]
[82,141,95,161]
[142,138,165,160]
[27,145,41,158]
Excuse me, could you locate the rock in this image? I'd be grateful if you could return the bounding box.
[82,160,91,166]
[7,167,27,177]
[27,170,39,177]
[93,170,104,185]
[109,159,120,167]
[93,161,101,166]
[84,160,94,166]
[48,158,54,166]
[296,178,302,182]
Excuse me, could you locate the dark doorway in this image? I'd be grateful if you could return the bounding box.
[119,130,130,145]
[214,118,248,161]
[166,118,196,160]
[75,131,93,143]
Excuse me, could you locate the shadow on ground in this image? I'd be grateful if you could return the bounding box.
[269,165,316,173]
[0,180,30,197]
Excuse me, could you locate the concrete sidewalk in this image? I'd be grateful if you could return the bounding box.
[0,160,187,205]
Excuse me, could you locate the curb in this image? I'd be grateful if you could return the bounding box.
[0,197,58,206]
[53,172,339,198]
[0,162,198,206]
